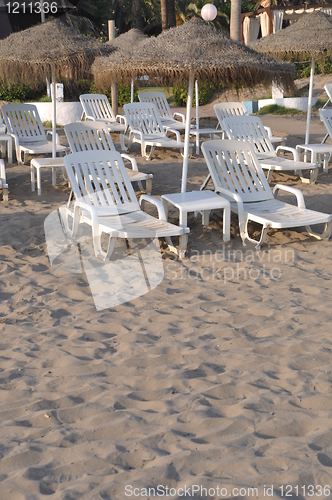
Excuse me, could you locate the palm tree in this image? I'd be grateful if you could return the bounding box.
[230,0,241,40]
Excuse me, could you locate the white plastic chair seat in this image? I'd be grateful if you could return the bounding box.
[2,104,68,164]
[62,150,190,259]
[79,94,127,134]
[64,121,153,194]
[201,139,332,248]
[242,199,331,228]
[21,140,68,155]
[123,102,192,160]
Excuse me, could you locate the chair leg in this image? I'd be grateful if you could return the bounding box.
[104,235,117,260]
[298,167,319,184]
[37,168,41,196]
[31,165,35,192]
[145,178,152,195]
[200,174,211,191]
[305,221,332,241]
[2,187,8,202]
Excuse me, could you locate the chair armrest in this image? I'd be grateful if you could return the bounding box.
[166,128,181,142]
[173,112,186,123]
[121,153,139,171]
[46,131,61,145]
[116,114,128,127]
[139,194,167,221]
[73,199,99,233]
[276,145,299,161]
[273,184,305,208]
[264,126,272,138]
[0,159,7,188]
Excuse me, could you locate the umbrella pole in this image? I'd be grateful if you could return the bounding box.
[305,55,315,149]
[195,80,199,130]
[52,67,56,159]
[131,79,134,103]
[181,73,194,193]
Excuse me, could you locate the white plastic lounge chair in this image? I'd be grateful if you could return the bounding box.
[2,103,68,164]
[0,159,8,201]
[201,139,332,249]
[79,94,127,133]
[214,102,286,146]
[222,115,320,184]
[0,116,6,134]
[138,91,188,131]
[61,150,189,259]
[122,102,192,160]
[64,122,153,194]
[0,115,12,164]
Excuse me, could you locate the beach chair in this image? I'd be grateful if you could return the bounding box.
[64,122,153,194]
[214,102,286,146]
[79,94,127,133]
[201,139,332,248]
[138,91,187,131]
[62,150,189,259]
[222,115,320,183]
[122,102,192,160]
[2,103,68,164]
[0,159,8,201]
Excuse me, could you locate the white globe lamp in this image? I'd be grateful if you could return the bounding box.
[201,4,217,22]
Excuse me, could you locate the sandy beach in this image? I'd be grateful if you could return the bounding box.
[1,90,332,499]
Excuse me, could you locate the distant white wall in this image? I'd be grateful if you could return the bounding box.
[31,102,83,126]
[258,97,317,111]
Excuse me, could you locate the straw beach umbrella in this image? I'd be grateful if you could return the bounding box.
[250,10,332,146]
[0,17,113,158]
[92,17,295,192]
[108,29,148,102]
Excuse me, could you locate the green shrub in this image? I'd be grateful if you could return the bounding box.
[101,82,138,107]
[173,80,216,107]
[258,104,300,116]
[0,83,44,102]
[292,51,332,79]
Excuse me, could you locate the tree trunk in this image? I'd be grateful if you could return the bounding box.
[161,0,168,31]
[133,0,144,32]
[167,0,176,28]
[230,0,242,41]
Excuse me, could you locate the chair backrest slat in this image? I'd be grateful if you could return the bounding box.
[320,108,332,140]
[202,139,273,203]
[2,104,46,143]
[65,122,115,153]
[222,115,274,155]
[64,150,140,214]
[138,91,172,120]
[80,94,116,122]
[214,102,248,126]
[124,102,165,137]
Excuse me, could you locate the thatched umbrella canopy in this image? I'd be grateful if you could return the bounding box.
[108,28,147,54]
[92,17,294,192]
[0,17,113,86]
[0,17,113,159]
[107,29,148,103]
[250,11,332,144]
[92,17,295,90]
[250,11,332,58]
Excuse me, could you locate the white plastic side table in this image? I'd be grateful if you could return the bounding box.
[0,134,13,164]
[189,128,224,155]
[30,157,66,195]
[161,190,231,242]
[296,144,332,173]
